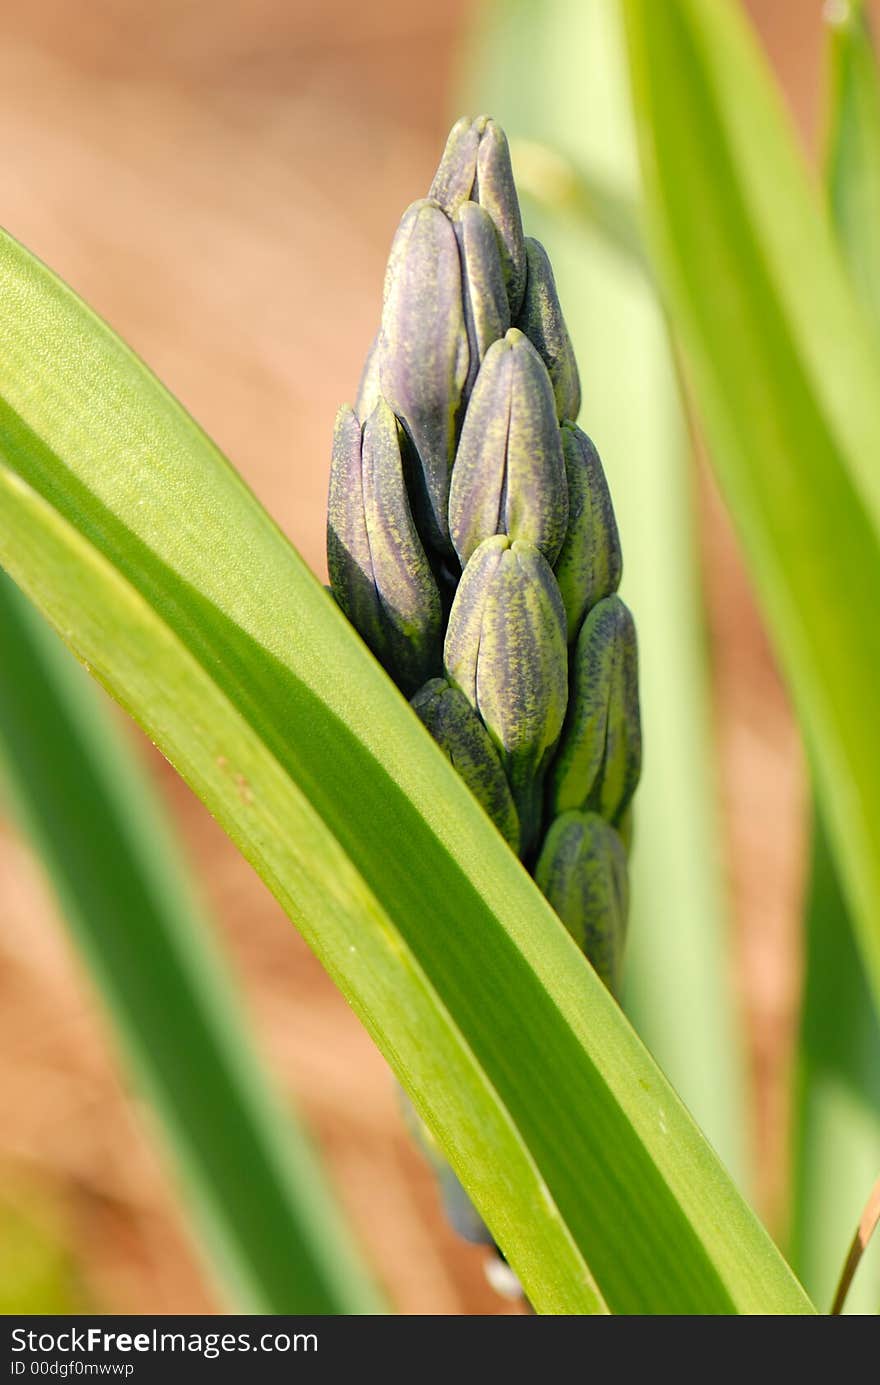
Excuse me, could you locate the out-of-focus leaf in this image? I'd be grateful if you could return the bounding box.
[0,569,384,1316]
[825,0,880,333]
[789,0,880,1316]
[791,814,880,1314]
[623,0,880,1027]
[510,139,648,275]
[463,0,748,1185]
[0,1196,84,1314]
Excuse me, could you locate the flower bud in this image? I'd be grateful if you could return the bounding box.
[616,803,634,855]
[449,329,568,567]
[355,331,382,420]
[516,237,581,423]
[428,116,482,210]
[411,677,520,852]
[535,810,629,993]
[429,115,526,317]
[548,595,641,825]
[554,425,622,641]
[454,200,510,399]
[445,536,568,847]
[438,1166,497,1246]
[379,199,469,553]
[327,401,443,695]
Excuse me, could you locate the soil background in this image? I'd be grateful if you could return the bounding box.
[0,0,870,1314]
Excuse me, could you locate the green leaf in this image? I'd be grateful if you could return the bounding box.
[825,0,880,336]
[789,0,880,1316]
[623,0,880,1024]
[791,812,880,1314]
[509,138,648,276]
[463,0,748,1187]
[0,229,814,1313]
[0,1198,84,1315]
[0,570,383,1315]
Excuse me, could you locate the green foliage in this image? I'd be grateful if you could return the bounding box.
[792,814,880,1313]
[9,0,880,1311]
[0,228,811,1313]
[789,0,880,1315]
[825,0,880,333]
[623,0,880,1029]
[0,570,383,1315]
[0,1197,85,1315]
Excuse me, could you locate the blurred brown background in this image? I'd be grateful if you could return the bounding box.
[0,0,867,1314]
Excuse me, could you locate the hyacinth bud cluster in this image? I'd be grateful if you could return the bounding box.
[328,116,641,1256]
[328,115,641,1011]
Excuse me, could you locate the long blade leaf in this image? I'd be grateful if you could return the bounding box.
[791,812,880,1314]
[623,0,880,1023]
[825,0,880,331]
[0,228,813,1313]
[0,569,383,1315]
[790,0,880,1315]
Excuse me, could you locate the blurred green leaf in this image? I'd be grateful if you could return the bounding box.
[825,0,880,334]
[623,0,880,1028]
[510,137,648,275]
[0,228,813,1312]
[789,0,880,1316]
[0,1195,84,1314]
[0,570,383,1315]
[791,813,880,1314]
[464,0,747,1186]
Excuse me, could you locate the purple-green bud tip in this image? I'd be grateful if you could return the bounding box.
[554,425,622,641]
[454,200,510,400]
[429,115,527,318]
[355,331,382,420]
[535,810,629,994]
[444,535,568,848]
[327,401,443,695]
[516,237,581,424]
[449,328,568,567]
[411,677,520,853]
[548,594,641,825]
[379,198,469,553]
